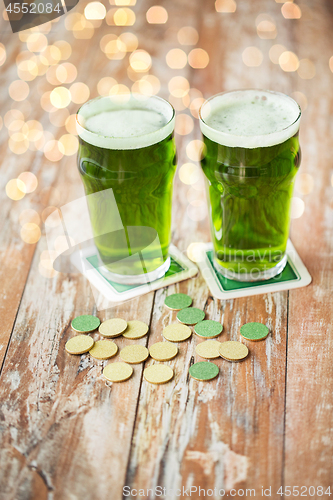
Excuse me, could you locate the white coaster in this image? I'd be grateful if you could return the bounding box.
[70,243,198,305]
[196,240,312,300]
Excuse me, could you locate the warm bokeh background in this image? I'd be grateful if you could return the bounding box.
[1,1,333,498]
[1,0,330,274]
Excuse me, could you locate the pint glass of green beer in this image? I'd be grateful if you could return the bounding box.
[76,94,176,284]
[199,89,301,281]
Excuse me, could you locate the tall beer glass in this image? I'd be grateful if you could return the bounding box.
[76,94,176,285]
[199,89,301,281]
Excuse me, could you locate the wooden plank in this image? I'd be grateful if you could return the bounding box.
[284,0,333,491]
[125,0,297,496]
[0,2,166,499]
[0,235,155,498]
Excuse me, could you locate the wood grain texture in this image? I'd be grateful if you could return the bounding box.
[284,0,333,490]
[0,0,332,498]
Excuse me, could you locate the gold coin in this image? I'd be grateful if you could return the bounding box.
[162,323,192,342]
[103,362,133,382]
[195,340,222,359]
[143,364,174,384]
[122,320,149,339]
[89,340,118,360]
[149,342,178,361]
[99,318,127,338]
[219,341,249,361]
[65,335,94,355]
[120,344,149,364]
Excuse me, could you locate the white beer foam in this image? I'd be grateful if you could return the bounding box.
[200,90,301,149]
[77,94,175,150]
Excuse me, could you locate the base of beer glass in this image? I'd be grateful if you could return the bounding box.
[98,256,171,285]
[213,255,287,282]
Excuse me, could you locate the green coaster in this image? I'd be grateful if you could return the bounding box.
[71,315,100,333]
[194,320,223,338]
[189,361,219,381]
[240,322,269,341]
[176,307,205,325]
[164,293,192,311]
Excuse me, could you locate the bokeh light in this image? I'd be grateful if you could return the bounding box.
[269,44,286,64]
[4,109,24,125]
[18,172,38,193]
[168,95,187,111]
[26,33,48,52]
[19,209,40,226]
[129,50,152,72]
[9,80,29,101]
[186,140,205,162]
[44,140,63,162]
[118,32,138,51]
[40,250,58,270]
[187,200,207,221]
[179,163,201,185]
[97,76,118,95]
[291,91,308,111]
[109,84,131,101]
[6,179,26,200]
[69,82,90,104]
[215,0,237,13]
[146,5,168,24]
[166,48,187,69]
[58,134,79,156]
[53,40,72,60]
[17,58,39,81]
[50,87,71,108]
[131,75,161,95]
[109,8,136,26]
[290,197,305,219]
[242,47,263,67]
[190,97,205,118]
[281,2,302,19]
[56,63,77,84]
[279,51,299,72]
[297,59,316,79]
[84,1,106,20]
[256,14,277,39]
[329,56,333,73]
[20,223,41,244]
[41,45,62,64]
[168,76,190,98]
[54,235,70,253]
[177,26,199,45]
[188,48,209,69]
[187,242,206,262]
[0,43,6,66]
[65,114,77,134]
[8,134,29,155]
[42,206,62,227]
[175,114,194,135]
[295,173,314,195]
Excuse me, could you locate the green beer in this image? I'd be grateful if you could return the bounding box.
[199,90,301,281]
[76,94,176,284]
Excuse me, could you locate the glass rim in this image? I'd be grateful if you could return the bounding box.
[76,93,175,150]
[199,89,301,147]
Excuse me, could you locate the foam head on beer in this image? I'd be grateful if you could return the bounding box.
[77,94,175,150]
[200,89,301,149]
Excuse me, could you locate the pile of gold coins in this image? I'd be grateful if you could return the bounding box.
[65,293,270,384]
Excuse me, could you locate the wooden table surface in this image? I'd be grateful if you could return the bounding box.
[0,0,332,499]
